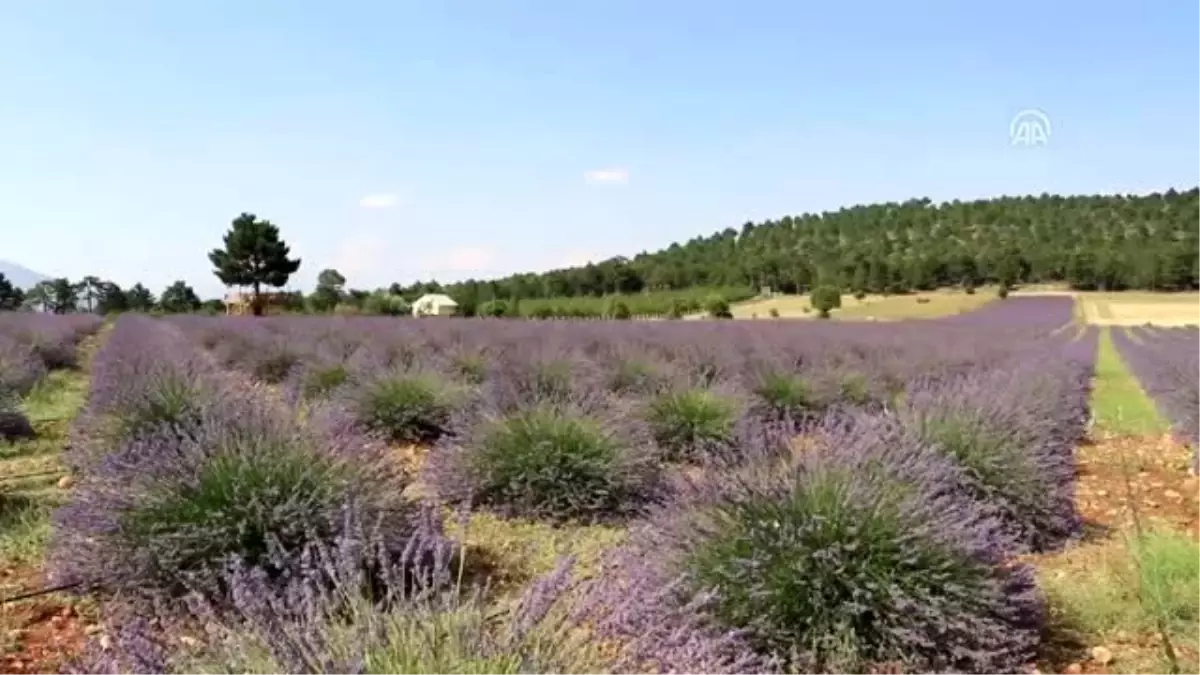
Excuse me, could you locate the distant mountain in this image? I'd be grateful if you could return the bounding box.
[0,260,49,290]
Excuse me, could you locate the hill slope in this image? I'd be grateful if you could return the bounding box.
[0,260,49,290]
[424,188,1198,314]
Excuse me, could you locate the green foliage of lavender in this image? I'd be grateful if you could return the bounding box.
[644,387,740,461]
[349,372,463,444]
[427,404,661,523]
[586,417,1046,673]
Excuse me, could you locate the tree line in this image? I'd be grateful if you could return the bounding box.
[2,188,1196,318]
[427,187,1198,308]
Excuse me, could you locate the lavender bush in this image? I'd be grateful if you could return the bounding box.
[0,312,102,370]
[67,316,222,470]
[0,335,46,399]
[898,356,1088,552]
[1113,326,1199,448]
[75,533,598,674]
[584,415,1044,673]
[345,370,467,444]
[52,400,427,599]
[426,398,662,523]
[643,385,744,462]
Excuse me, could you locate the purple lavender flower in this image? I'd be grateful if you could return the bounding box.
[584,414,1044,673]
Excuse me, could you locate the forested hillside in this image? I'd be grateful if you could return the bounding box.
[427,188,1199,311]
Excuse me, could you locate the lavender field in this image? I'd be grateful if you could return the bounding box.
[0,298,1196,673]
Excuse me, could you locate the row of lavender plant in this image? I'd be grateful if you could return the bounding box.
[79,298,1097,673]
[112,297,1089,667]
[580,326,1097,673]
[0,312,102,440]
[53,314,464,672]
[1113,325,1199,450]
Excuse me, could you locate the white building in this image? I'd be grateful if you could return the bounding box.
[412,293,459,317]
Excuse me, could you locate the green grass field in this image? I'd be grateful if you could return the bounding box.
[0,370,89,566]
[1090,328,1168,436]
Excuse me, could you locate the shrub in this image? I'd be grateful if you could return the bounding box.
[251,348,301,384]
[644,388,740,461]
[916,297,931,304]
[607,358,660,395]
[484,356,588,412]
[350,373,461,444]
[964,281,977,295]
[666,300,685,320]
[592,419,1044,673]
[363,292,410,316]
[0,405,34,441]
[477,299,509,318]
[111,372,207,436]
[705,296,733,319]
[73,368,215,472]
[998,283,1010,299]
[0,339,47,398]
[901,405,1078,551]
[24,335,78,371]
[767,308,780,318]
[451,352,489,385]
[606,299,632,320]
[50,404,423,599]
[810,285,841,319]
[301,363,351,400]
[838,371,874,406]
[750,371,820,424]
[427,405,660,522]
[854,290,867,301]
[89,543,593,675]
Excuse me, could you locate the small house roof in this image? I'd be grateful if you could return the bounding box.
[415,293,458,306]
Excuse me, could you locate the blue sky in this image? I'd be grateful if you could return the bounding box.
[2,0,1196,297]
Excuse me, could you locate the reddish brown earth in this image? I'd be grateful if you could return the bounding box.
[1074,433,1199,536]
[1034,434,1199,675]
[0,566,93,675]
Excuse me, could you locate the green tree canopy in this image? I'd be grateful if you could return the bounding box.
[383,188,1197,308]
[311,268,347,313]
[363,291,410,316]
[160,280,202,314]
[208,212,301,316]
[0,273,23,311]
[49,278,78,314]
[96,282,129,314]
[125,283,157,312]
[810,285,842,319]
[23,282,51,312]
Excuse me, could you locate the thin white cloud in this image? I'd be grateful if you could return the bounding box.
[331,233,386,280]
[583,168,629,185]
[419,246,498,274]
[359,194,399,209]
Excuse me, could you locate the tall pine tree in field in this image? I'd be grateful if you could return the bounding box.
[208,213,301,316]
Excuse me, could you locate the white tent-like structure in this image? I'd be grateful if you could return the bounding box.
[412,293,458,317]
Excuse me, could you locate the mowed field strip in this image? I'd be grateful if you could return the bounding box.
[1017,291,1200,326]
[721,288,998,320]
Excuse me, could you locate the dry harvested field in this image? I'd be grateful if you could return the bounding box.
[1017,291,1199,327]
[727,288,997,320]
[0,300,1196,674]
